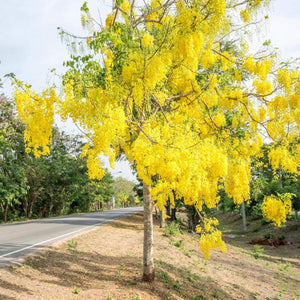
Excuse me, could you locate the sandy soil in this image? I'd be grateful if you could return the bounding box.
[0,211,299,300]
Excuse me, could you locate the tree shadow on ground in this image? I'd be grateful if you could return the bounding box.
[0,278,31,300]
[107,215,144,231]
[8,248,238,300]
[0,293,17,300]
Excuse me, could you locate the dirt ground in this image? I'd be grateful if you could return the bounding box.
[0,211,299,300]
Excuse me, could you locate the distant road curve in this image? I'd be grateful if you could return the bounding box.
[0,207,143,267]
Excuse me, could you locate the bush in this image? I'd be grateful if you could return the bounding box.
[252,245,264,259]
[164,221,182,236]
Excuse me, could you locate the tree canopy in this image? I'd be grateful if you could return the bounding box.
[12,0,300,274]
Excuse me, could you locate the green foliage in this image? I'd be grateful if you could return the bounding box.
[250,144,300,217]
[252,224,261,232]
[278,262,291,272]
[68,240,78,251]
[113,176,136,207]
[0,87,28,222]
[169,238,193,257]
[164,221,182,236]
[263,233,274,240]
[0,80,115,222]
[170,239,184,248]
[252,245,264,259]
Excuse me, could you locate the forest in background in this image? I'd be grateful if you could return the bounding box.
[0,80,139,223]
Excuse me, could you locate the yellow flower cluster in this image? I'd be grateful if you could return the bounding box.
[243,57,272,80]
[203,218,219,232]
[277,69,292,92]
[261,194,292,226]
[142,32,154,48]
[105,13,114,29]
[200,230,227,260]
[14,87,56,157]
[269,146,299,174]
[240,10,250,22]
[224,160,251,205]
[253,79,273,95]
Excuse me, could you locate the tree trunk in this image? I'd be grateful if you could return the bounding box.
[49,197,53,217]
[23,198,29,218]
[171,208,177,221]
[154,206,159,219]
[4,203,9,223]
[241,201,247,232]
[159,209,165,228]
[27,192,37,219]
[188,208,194,231]
[278,166,283,188]
[142,183,155,282]
[165,200,171,216]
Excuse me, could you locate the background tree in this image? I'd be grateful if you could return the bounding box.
[0,81,27,222]
[0,79,115,222]
[112,177,136,207]
[251,143,300,220]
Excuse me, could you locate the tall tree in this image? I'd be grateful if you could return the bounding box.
[113,177,135,207]
[0,81,27,222]
[13,0,300,281]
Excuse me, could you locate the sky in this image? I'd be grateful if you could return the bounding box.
[0,0,300,181]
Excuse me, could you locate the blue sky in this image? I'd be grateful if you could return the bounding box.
[0,0,299,181]
[1,0,299,94]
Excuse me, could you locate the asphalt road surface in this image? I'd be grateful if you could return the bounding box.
[0,207,143,267]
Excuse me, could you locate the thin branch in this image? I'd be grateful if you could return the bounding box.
[126,118,158,144]
[130,0,136,18]
[151,94,170,124]
[147,22,171,61]
[200,98,221,129]
[217,21,260,43]
[212,49,235,63]
[228,0,248,8]
[112,7,119,26]
[58,29,93,40]
[115,5,129,17]
[75,123,91,140]
[194,205,205,222]
[144,19,163,24]
[134,0,177,25]
[164,91,194,105]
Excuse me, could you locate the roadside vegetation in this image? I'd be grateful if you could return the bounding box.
[0,84,138,223]
[0,211,299,300]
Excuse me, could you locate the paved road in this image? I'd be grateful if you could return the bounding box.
[0,207,143,267]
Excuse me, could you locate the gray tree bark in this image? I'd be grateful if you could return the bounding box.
[241,201,247,232]
[159,209,165,228]
[142,183,155,282]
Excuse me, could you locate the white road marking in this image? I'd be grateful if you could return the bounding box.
[0,214,124,258]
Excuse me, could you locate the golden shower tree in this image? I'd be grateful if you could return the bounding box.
[14,0,300,281]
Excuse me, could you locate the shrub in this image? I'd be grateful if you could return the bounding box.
[164,221,182,236]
